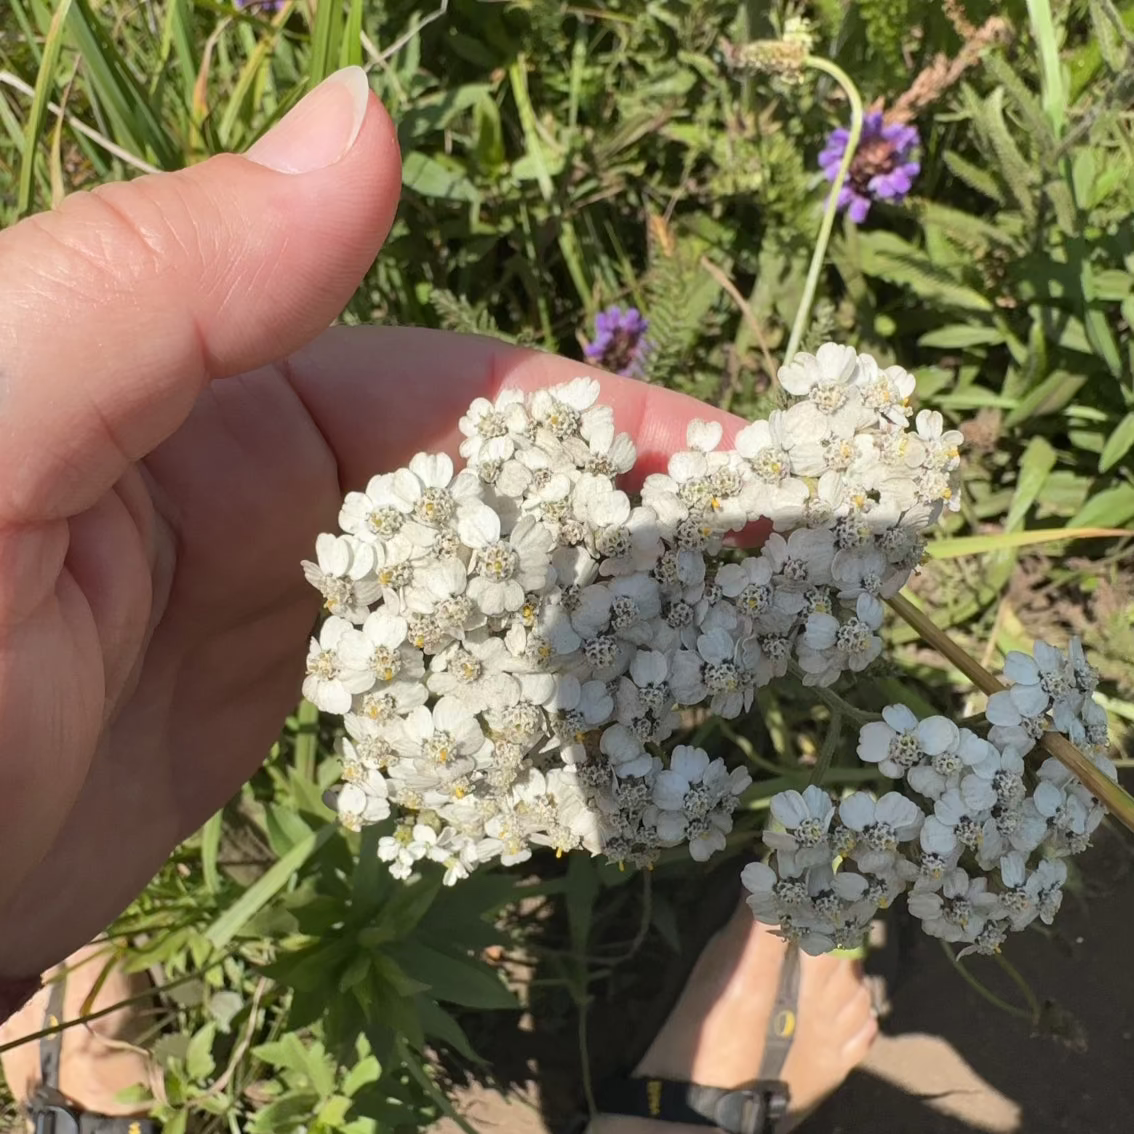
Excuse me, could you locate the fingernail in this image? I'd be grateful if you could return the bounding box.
[247,66,370,174]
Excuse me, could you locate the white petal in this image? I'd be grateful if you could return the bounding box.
[770,790,810,829]
[458,503,501,546]
[687,419,724,452]
[882,703,919,733]
[1002,651,1040,685]
[838,792,875,832]
[917,716,960,756]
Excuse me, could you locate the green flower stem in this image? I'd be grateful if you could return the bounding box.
[888,592,1134,838]
[787,661,882,727]
[784,56,865,363]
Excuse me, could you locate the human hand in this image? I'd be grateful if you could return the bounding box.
[0,67,756,986]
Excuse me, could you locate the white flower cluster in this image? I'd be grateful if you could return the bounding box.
[300,344,959,883]
[745,636,1116,956]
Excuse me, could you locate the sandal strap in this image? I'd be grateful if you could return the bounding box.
[593,1077,790,1133]
[757,944,801,1082]
[29,1097,159,1134]
[30,967,159,1134]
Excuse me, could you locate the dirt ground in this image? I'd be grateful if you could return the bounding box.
[435,828,1134,1134]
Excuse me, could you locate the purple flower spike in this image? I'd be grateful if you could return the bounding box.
[583,305,653,379]
[818,111,921,222]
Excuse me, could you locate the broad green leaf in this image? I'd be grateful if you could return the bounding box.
[387,943,518,1009]
[186,1023,217,1082]
[1003,370,1085,427]
[402,151,479,201]
[417,997,484,1062]
[1099,412,1134,473]
[918,325,1004,349]
[1070,484,1134,529]
[1005,436,1056,533]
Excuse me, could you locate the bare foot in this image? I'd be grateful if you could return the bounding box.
[0,943,159,1122]
[590,900,877,1133]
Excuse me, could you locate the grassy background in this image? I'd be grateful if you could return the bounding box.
[2,1,1133,1131]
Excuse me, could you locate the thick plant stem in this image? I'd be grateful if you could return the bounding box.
[784,56,865,363]
[887,592,1134,836]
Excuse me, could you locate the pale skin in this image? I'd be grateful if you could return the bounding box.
[0,71,875,1126]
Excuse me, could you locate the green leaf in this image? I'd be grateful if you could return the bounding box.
[386,943,518,1009]
[1005,437,1056,532]
[17,0,73,217]
[1100,412,1134,473]
[857,231,993,312]
[200,809,222,895]
[417,996,484,1062]
[1070,484,1134,529]
[943,150,1004,203]
[402,151,479,201]
[918,325,1004,349]
[929,527,1132,558]
[1003,370,1086,427]
[565,851,599,956]
[252,1034,337,1096]
[185,1022,216,1082]
[205,825,333,951]
[1027,0,1067,138]
[248,1091,322,1134]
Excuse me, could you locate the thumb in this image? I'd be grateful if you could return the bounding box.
[0,66,401,523]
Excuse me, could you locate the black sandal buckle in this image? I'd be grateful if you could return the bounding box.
[30,1102,81,1134]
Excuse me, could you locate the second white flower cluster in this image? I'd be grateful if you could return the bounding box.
[745,636,1117,956]
[300,343,961,883]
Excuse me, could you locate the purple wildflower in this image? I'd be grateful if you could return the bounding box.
[235,0,284,10]
[584,305,652,378]
[818,111,921,223]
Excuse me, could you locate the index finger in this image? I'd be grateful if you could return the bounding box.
[286,325,754,490]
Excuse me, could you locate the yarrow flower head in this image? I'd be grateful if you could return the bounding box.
[302,345,967,886]
[819,111,921,223]
[752,633,1115,957]
[583,305,652,379]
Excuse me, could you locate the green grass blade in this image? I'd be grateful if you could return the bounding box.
[928,527,1132,558]
[1026,0,1067,139]
[201,809,223,895]
[340,0,364,69]
[204,825,333,951]
[308,0,344,88]
[17,0,73,218]
[67,0,179,168]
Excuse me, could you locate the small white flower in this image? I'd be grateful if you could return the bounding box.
[338,609,425,692]
[908,868,998,943]
[839,791,923,872]
[303,617,374,713]
[777,342,859,406]
[759,529,835,591]
[466,515,555,615]
[302,533,382,623]
[327,775,391,831]
[764,786,837,867]
[857,706,958,780]
[392,697,485,765]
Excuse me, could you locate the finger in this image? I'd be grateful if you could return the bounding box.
[287,323,767,491]
[0,67,401,524]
